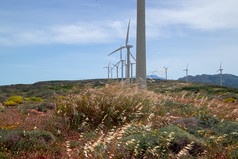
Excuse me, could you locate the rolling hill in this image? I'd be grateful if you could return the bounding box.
[0,79,237,158]
[146,74,165,79]
[178,74,238,88]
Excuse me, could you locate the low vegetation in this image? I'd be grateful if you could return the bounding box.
[0,104,5,112]
[224,97,236,103]
[55,84,156,130]
[25,97,43,103]
[4,101,17,106]
[4,96,23,106]
[0,79,237,158]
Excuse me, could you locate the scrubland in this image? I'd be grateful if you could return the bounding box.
[0,79,237,158]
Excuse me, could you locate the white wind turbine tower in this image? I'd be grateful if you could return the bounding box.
[120,49,125,87]
[164,66,168,80]
[184,65,189,83]
[120,59,127,87]
[217,62,223,86]
[130,63,136,83]
[110,66,114,79]
[108,20,136,84]
[112,61,120,81]
[136,0,146,89]
[104,62,110,81]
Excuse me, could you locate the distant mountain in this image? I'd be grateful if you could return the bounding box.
[178,74,238,88]
[147,75,165,79]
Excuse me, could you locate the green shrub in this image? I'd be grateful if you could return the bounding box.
[179,115,238,145]
[5,96,23,104]
[122,125,204,158]
[15,130,56,151]
[159,126,204,144]
[0,130,56,151]
[4,101,17,106]
[0,152,10,159]
[178,85,238,96]
[0,128,8,137]
[25,97,43,103]
[160,100,196,116]
[0,130,24,149]
[224,97,236,103]
[27,89,55,99]
[18,103,50,114]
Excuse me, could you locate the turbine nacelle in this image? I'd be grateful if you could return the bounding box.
[126,45,133,48]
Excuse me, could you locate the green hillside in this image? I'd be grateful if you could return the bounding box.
[0,79,237,158]
[178,74,238,88]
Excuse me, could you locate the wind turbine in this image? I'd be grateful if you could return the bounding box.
[120,49,125,87]
[108,20,136,84]
[164,66,168,80]
[120,59,127,87]
[104,62,110,81]
[184,65,189,83]
[98,0,146,88]
[112,61,120,82]
[110,66,113,79]
[130,63,136,83]
[136,0,146,89]
[217,62,223,86]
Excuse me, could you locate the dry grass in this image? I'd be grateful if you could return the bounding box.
[0,82,237,158]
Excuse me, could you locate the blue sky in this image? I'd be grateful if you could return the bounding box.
[1,0,238,85]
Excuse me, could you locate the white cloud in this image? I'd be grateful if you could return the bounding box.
[0,20,131,46]
[50,24,111,44]
[147,0,238,31]
[1,0,238,46]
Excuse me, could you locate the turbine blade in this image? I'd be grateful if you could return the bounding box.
[108,46,126,56]
[115,61,120,66]
[120,52,122,60]
[126,20,130,46]
[129,50,136,61]
[120,46,122,60]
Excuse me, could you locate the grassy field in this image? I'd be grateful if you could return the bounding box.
[0,79,237,158]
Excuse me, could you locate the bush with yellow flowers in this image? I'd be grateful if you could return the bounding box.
[25,97,43,103]
[4,101,17,106]
[5,96,23,104]
[224,97,236,103]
